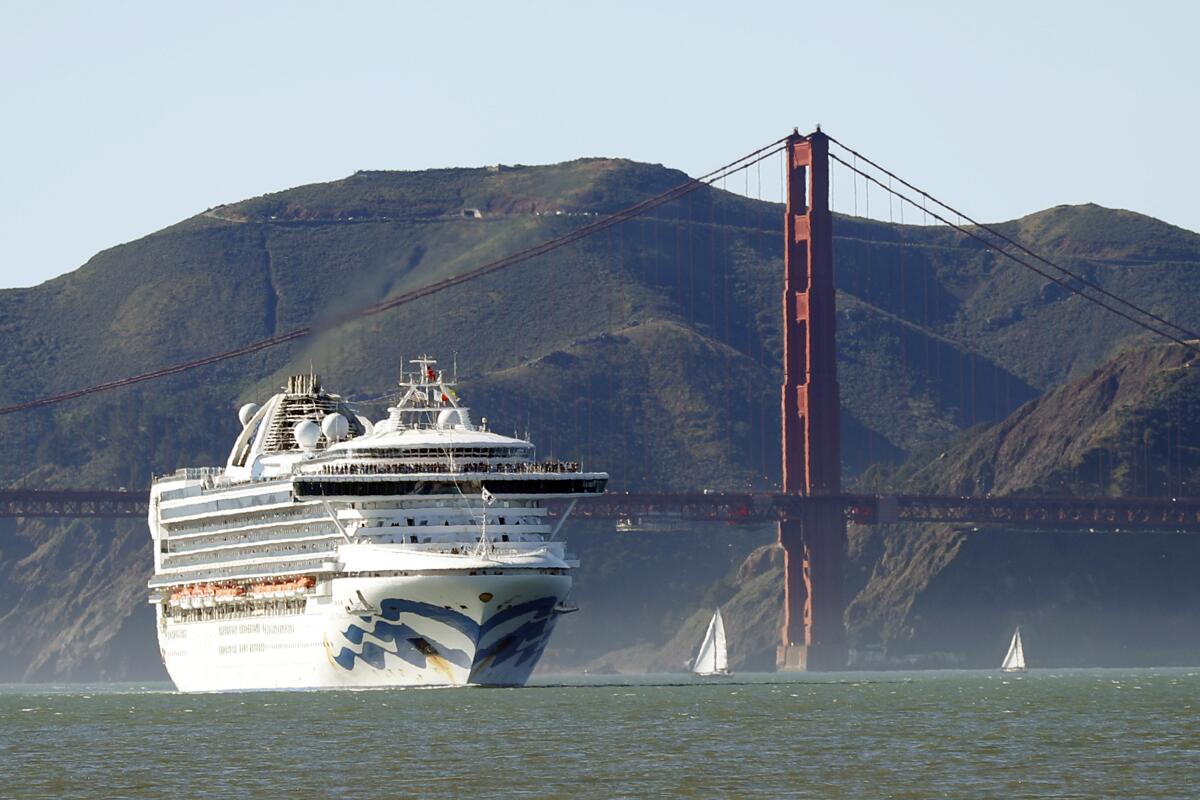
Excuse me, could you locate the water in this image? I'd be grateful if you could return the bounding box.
[2,669,1197,799]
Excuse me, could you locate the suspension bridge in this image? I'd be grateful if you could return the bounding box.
[3,128,1198,671]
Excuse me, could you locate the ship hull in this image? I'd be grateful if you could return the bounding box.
[157,571,569,692]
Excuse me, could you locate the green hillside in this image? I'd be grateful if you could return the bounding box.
[2,157,1200,679]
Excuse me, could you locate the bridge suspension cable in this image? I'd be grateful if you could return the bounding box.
[828,134,1200,346]
[826,138,1200,358]
[0,137,787,418]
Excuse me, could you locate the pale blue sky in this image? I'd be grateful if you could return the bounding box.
[1,1,1196,288]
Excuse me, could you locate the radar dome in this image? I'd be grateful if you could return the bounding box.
[293,420,321,450]
[238,403,260,426]
[437,408,463,429]
[321,412,350,442]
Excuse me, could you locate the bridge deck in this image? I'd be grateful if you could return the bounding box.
[4,489,1200,531]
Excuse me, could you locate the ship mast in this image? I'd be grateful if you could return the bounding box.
[385,355,470,431]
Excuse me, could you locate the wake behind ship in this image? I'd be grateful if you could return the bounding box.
[147,358,606,692]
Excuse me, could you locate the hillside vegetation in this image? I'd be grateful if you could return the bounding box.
[2,157,1200,678]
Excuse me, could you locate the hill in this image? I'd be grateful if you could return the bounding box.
[2,157,1200,679]
[845,342,1200,666]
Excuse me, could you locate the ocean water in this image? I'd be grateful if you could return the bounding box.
[1,669,1197,799]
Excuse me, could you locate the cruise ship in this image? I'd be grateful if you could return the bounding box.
[147,357,606,691]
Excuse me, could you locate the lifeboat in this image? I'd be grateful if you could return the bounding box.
[215,584,241,604]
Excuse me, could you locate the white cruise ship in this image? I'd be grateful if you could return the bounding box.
[147,357,606,692]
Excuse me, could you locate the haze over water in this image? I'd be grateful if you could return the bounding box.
[2,669,1196,798]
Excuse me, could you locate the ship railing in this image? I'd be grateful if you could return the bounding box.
[311,460,582,477]
[351,537,563,556]
[154,466,225,483]
[165,507,329,537]
[166,524,344,554]
[162,539,338,569]
[361,536,555,547]
[172,460,587,494]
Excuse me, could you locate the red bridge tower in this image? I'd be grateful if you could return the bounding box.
[778,128,848,671]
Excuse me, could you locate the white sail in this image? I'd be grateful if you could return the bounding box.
[713,609,728,673]
[1001,627,1026,672]
[693,609,730,676]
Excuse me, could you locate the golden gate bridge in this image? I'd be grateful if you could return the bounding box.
[3,128,1198,672]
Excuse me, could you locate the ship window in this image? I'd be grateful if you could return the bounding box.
[406,518,414,526]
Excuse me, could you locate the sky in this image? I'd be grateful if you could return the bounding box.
[1,1,1197,288]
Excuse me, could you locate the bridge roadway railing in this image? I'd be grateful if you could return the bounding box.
[3,489,1200,531]
[0,489,150,518]
[862,494,1200,531]
[563,492,1200,532]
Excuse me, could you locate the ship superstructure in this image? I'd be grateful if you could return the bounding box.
[148,358,606,691]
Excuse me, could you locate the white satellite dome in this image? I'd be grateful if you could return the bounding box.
[321,412,350,442]
[293,420,321,450]
[238,403,261,426]
[437,408,463,429]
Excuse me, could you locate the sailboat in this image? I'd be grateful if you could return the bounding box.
[1001,627,1027,673]
[692,608,731,677]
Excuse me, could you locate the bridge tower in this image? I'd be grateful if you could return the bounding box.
[777,128,848,671]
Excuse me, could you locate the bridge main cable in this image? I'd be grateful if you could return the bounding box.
[827,148,1200,358]
[826,134,1200,352]
[0,137,788,418]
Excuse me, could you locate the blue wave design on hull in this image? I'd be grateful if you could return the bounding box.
[334,596,562,682]
[333,599,474,671]
[475,598,557,663]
